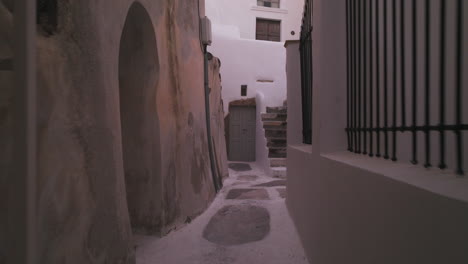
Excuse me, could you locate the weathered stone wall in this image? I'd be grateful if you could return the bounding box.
[0,0,225,263]
[209,56,229,181]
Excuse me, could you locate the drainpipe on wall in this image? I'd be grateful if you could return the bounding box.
[201,16,221,192]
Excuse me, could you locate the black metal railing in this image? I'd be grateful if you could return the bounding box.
[346,0,466,176]
[300,0,313,144]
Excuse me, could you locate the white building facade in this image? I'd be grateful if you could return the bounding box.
[206,0,303,42]
[206,0,304,174]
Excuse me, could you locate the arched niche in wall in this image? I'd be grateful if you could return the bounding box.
[118,1,162,234]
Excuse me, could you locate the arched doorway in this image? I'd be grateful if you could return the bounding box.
[118,2,162,234]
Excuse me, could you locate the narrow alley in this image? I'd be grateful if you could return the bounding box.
[136,163,308,264]
[3,0,468,263]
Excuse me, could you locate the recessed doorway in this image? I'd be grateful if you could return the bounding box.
[228,105,256,162]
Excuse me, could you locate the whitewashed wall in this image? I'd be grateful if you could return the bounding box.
[286,0,468,263]
[208,31,287,114]
[206,0,303,42]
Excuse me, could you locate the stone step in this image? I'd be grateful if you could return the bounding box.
[267,140,286,148]
[269,153,286,158]
[269,148,287,158]
[266,106,287,114]
[270,158,286,167]
[265,130,286,138]
[263,125,287,131]
[268,137,286,142]
[271,167,287,178]
[267,136,287,141]
[262,120,287,127]
[268,146,286,151]
[263,121,287,132]
[261,113,287,121]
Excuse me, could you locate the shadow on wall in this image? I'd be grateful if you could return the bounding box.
[118,2,162,234]
[224,113,230,158]
[0,1,12,263]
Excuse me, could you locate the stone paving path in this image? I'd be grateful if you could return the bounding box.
[136,162,309,264]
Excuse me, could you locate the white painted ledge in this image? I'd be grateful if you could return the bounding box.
[288,144,313,154]
[322,151,468,203]
[251,6,288,14]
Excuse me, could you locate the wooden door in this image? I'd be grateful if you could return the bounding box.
[229,106,256,161]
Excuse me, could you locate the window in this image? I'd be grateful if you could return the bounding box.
[256,19,281,42]
[37,0,58,35]
[257,0,280,8]
[241,85,247,96]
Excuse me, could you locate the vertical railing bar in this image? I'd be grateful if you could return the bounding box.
[349,0,355,152]
[369,0,374,157]
[411,0,418,164]
[308,0,313,144]
[357,0,362,154]
[383,0,389,159]
[391,0,398,161]
[299,29,305,143]
[424,0,431,168]
[438,0,447,169]
[363,0,368,155]
[376,0,381,157]
[353,0,359,152]
[346,0,352,151]
[455,0,464,175]
[400,0,407,129]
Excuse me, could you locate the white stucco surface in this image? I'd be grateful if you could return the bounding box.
[286,0,468,263]
[208,32,287,115]
[206,0,303,42]
[285,40,302,145]
[137,162,308,264]
[255,92,272,175]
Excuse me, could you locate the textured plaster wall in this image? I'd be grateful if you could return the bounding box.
[118,3,163,233]
[255,92,272,175]
[0,0,224,263]
[285,41,302,146]
[208,56,229,181]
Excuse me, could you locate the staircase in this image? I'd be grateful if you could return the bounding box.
[262,105,287,178]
